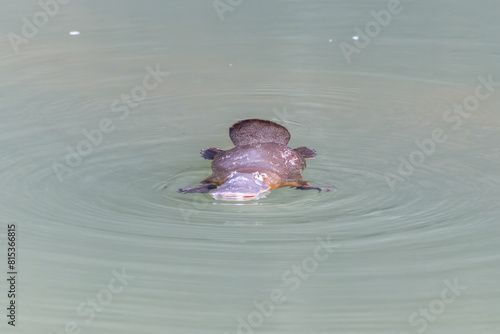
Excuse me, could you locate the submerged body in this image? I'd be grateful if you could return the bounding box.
[178,119,332,200]
[205,142,308,200]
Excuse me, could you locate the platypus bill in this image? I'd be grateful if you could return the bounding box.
[178,119,333,201]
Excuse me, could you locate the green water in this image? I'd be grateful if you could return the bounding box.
[1,1,499,333]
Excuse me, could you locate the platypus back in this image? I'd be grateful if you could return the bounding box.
[229,119,291,146]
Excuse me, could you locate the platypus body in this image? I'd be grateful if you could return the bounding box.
[178,119,332,201]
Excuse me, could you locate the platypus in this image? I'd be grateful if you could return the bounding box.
[178,119,332,200]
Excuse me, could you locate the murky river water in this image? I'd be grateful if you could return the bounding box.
[1,1,499,333]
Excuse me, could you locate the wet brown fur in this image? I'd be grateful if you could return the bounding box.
[201,120,311,190]
[179,118,327,195]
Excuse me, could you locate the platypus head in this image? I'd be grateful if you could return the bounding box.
[210,172,270,201]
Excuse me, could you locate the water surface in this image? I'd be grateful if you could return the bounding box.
[1,1,499,333]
